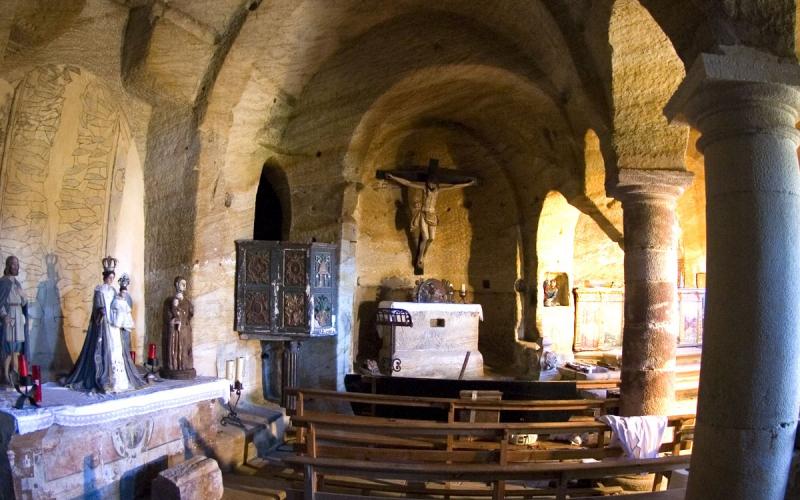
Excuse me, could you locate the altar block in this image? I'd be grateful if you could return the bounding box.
[0,378,232,499]
[377,301,484,378]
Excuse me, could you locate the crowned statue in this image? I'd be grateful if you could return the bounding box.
[64,257,145,393]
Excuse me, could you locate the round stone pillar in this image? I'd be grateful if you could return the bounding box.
[616,169,692,417]
[667,55,800,499]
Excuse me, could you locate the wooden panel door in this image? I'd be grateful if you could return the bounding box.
[235,240,276,334]
[310,243,338,336]
[276,243,310,334]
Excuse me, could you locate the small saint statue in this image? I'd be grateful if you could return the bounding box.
[0,256,29,385]
[543,279,559,307]
[380,159,477,274]
[161,276,195,379]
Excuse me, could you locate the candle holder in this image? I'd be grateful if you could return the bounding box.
[145,357,161,382]
[221,380,245,429]
[13,373,38,410]
[459,288,468,304]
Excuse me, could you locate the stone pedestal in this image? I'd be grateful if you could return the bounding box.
[0,378,231,499]
[377,301,484,378]
[666,48,800,500]
[615,169,692,416]
[152,455,223,500]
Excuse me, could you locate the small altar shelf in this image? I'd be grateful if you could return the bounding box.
[0,377,232,499]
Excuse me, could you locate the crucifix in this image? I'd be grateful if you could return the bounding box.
[377,158,478,275]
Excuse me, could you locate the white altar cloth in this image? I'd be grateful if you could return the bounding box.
[0,376,230,434]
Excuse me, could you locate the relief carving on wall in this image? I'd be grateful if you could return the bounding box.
[112,419,154,459]
[284,292,306,327]
[246,252,269,285]
[244,290,270,326]
[0,65,127,364]
[284,250,306,287]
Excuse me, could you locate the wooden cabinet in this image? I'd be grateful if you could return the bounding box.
[234,240,338,339]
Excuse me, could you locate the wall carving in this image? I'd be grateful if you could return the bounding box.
[0,65,131,373]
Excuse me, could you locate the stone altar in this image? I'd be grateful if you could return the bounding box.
[377,301,484,378]
[0,377,231,499]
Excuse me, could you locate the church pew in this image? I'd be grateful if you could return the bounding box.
[282,454,692,499]
[284,404,693,498]
[289,386,621,422]
[292,411,694,454]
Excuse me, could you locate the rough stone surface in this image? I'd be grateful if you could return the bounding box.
[152,455,223,500]
[3,6,796,497]
[7,398,229,500]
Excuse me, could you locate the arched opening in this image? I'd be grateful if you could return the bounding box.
[253,161,290,240]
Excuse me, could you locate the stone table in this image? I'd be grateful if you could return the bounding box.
[377,301,484,379]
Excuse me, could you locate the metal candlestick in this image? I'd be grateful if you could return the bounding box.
[145,357,161,382]
[459,289,467,304]
[13,374,38,409]
[221,380,245,428]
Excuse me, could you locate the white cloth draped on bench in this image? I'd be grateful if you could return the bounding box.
[598,415,667,459]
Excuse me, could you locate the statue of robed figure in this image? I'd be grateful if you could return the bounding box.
[161,276,196,379]
[0,256,29,385]
[378,159,478,274]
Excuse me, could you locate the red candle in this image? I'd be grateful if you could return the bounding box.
[32,365,42,402]
[17,353,28,378]
[148,343,156,361]
[130,351,136,364]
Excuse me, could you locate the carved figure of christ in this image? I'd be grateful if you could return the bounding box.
[379,159,478,274]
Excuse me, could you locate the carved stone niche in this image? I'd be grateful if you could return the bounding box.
[234,240,338,339]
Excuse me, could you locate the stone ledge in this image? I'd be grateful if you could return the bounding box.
[0,377,230,434]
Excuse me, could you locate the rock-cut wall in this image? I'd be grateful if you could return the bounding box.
[0,65,145,381]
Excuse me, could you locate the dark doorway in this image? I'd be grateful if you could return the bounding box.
[253,162,290,240]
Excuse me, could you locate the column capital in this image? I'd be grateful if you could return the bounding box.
[665,47,800,151]
[612,168,694,201]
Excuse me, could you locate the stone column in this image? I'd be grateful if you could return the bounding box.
[616,169,692,417]
[666,50,800,500]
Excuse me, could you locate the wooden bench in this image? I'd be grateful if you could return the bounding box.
[285,412,692,498]
[289,387,621,422]
[283,453,691,499]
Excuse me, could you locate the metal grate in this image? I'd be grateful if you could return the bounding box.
[375,308,413,327]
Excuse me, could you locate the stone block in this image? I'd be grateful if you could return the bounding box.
[152,456,223,500]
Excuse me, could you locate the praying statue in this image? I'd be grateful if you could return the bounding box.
[0,256,28,385]
[382,159,477,274]
[65,257,145,393]
[161,276,195,379]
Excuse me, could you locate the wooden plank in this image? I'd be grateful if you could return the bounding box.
[282,454,691,482]
[290,387,621,411]
[314,429,437,449]
[293,412,610,433]
[314,445,495,463]
[571,489,686,500]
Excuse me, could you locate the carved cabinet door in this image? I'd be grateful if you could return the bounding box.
[310,244,338,335]
[235,240,338,337]
[235,240,276,334]
[276,243,310,333]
